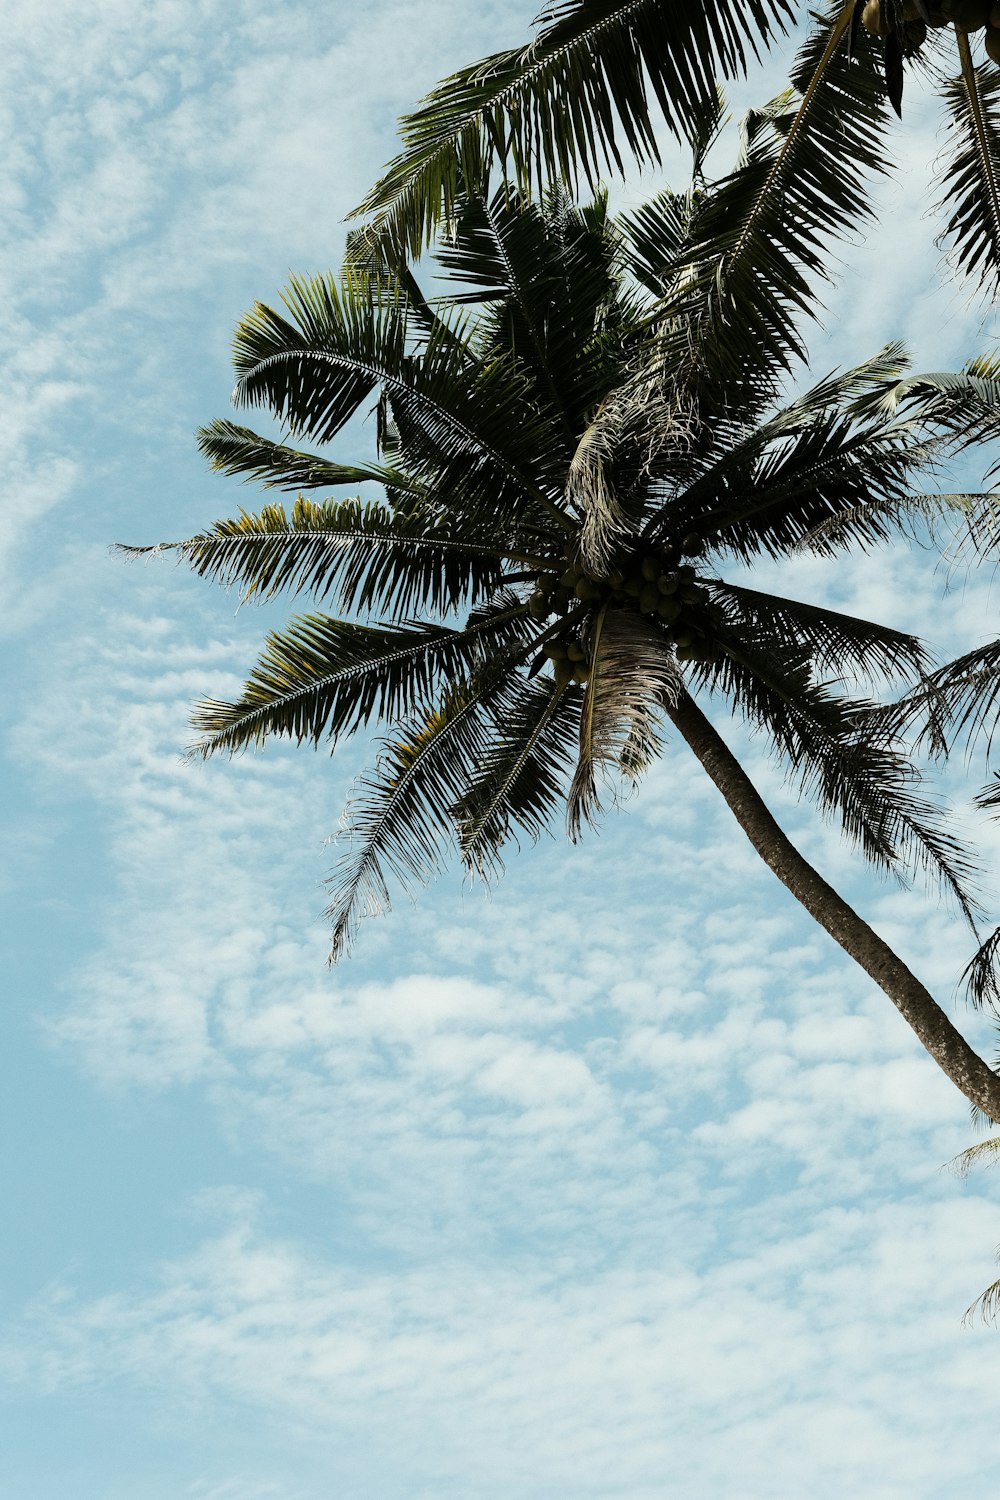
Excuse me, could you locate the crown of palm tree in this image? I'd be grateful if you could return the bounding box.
[123,121,1000,1115]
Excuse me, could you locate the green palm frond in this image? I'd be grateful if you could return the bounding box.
[657,411,925,564]
[350,0,795,257]
[232,274,573,530]
[118,498,530,618]
[896,639,1000,757]
[457,676,581,875]
[618,187,698,297]
[709,582,930,685]
[436,183,627,435]
[195,418,424,494]
[190,603,531,757]
[938,41,1000,298]
[326,664,523,959]
[651,13,889,409]
[961,925,1000,1011]
[712,640,982,920]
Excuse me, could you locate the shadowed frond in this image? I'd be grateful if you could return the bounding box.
[326,666,521,960]
[709,581,930,685]
[231,274,573,531]
[962,925,1000,1012]
[195,418,424,494]
[897,638,1000,757]
[457,675,581,875]
[652,13,890,412]
[938,42,1000,298]
[712,640,983,921]
[350,0,795,257]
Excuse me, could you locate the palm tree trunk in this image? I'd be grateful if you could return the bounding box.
[665,688,1000,1118]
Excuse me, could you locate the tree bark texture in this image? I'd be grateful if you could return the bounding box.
[665,689,1000,1119]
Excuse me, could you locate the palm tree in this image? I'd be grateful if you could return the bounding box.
[352,0,1000,298]
[124,129,1000,1116]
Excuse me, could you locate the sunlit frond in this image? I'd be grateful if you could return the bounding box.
[189,604,531,757]
[117,497,529,620]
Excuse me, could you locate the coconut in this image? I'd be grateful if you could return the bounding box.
[639,584,660,613]
[954,0,991,28]
[992,1,1000,23]
[681,532,704,556]
[544,641,567,661]
[861,0,893,36]
[656,597,682,622]
[566,641,586,662]
[554,660,574,685]
[988,19,1000,53]
[657,573,679,594]
[641,556,660,582]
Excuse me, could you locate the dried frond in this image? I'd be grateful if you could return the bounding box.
[567,608,681,838]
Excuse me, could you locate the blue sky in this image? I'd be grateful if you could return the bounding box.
[7,3,1000,1496]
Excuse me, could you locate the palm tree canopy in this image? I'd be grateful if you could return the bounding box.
[123,136,989,963]
[351,0,1000,299]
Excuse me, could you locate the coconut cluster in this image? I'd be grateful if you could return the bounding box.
[527,533,723,683]
[862,0,1000,59]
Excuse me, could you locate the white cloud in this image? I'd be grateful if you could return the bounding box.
[7,1189,1000,1499]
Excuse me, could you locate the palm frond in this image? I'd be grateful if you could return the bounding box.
[326,664,520,960]
[712,641,983,921]
[899,638,1000,757]
[437,183,625,435]
[566,607,681,838]
[457,676,581,875]
[949,1134,1000,1177]
[937,41,1000,297]
[709,581,930,685]
[655,11,890,412]
[662,410,927,563]
[349,0,795,257]
[195,418,424,494]
[963,1266,1000,1326]
[232,274,573,531]
[962,926,1000,1013]
[118,497,529,618]
[190,603,531,757]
